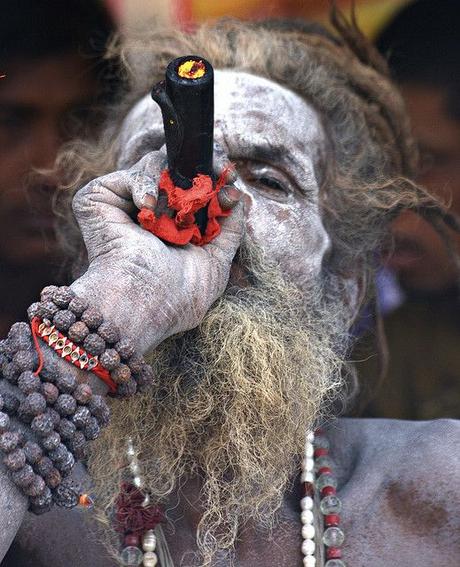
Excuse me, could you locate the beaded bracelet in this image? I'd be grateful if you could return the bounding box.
[28,286,154,397]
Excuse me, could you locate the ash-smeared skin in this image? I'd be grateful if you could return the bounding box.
[4,419,460,567]
[1,73,459,564]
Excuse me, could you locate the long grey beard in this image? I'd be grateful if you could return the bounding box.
[87,244,350,565]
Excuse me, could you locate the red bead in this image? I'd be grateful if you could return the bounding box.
[315,428,324,435]
[325,514,340,526]
[314,448,328,457]
[326,547,342,559]
[318,467,332,475]
[321,486,336,497]
[124,533,140,546]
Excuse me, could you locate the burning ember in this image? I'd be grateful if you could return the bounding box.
[177,59,206,79]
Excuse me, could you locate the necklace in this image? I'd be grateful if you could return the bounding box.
[301,429,345,567]
[117,431,344,566]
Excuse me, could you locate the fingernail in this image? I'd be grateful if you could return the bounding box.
[143,193,157,210]
[219,185,242,210]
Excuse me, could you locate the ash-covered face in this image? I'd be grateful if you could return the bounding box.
[117,70,330,288]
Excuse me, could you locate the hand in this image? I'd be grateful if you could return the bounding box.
[70,147,243,354]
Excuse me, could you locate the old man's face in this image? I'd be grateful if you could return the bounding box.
[118,71,330,288]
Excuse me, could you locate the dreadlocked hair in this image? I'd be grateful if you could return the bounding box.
[55,9,460,291]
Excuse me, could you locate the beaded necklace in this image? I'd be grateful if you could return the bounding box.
[301,430,345,567]
[118,429,344,567]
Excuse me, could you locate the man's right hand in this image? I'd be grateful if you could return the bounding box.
[70,148,244,354]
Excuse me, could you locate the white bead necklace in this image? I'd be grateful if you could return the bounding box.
[301,430,346,567]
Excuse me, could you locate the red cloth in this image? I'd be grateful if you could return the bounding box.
[138,169,230,246]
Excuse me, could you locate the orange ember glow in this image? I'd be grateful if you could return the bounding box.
[177,59,206,79]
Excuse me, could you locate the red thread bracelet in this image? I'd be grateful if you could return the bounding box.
[31,317,117,393]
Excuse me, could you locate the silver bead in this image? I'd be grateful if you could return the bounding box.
[129,461,140,475]
[322,526,345,547]
[325,561,346,567]
[320,495,342,515]
[142,531,156,552]
[314,455,334,473]
[316,473,337,491]
[120,546,143,566]
[313,436,330,449]
[133,476,143,489]
[301,538,315,556]
[142,551,158,566]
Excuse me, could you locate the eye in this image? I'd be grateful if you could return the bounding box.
[233,160,292,202]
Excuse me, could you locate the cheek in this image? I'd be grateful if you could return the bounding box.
[241,187,330,284]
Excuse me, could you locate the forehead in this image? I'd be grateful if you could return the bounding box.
[119,70,325,158]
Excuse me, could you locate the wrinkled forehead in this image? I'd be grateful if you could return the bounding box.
[119,70,325,162]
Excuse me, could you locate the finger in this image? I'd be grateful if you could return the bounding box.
[206,200,245,264]
[217,184,242,211]
[129,149,167,210]
[213,141,237,183]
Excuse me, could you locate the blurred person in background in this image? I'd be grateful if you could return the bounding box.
[0,0,117,337]
[360,0,460,419]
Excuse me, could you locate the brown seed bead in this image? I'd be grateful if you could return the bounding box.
[30,486,52,514]
[97,321,120,344]
[83,333,105,356]
[55,372,77,394]
[0,412,10,432]
[41,382,59,404]
[83,417,100,440]
[49,444,68,463]
[88,395,110,426]
[53,310,76,332]
[23,441,43,464]
[18,371,41,395]
[22,393,47,416]
[0,431,21,452]
[68,296,88,316]
[68,321,89,344]
[27,302,42,320]
[54,394,77,416]
[0,393,3,410]
[116,378,137,398]
[2,361,20,384]
[31,414,54,437]
[137,364,155,390]
[68,431,87,460]
[126,354,144,375]
[45,468,62,489]
[36,456,54,477]
[73,383,92,405]
[72,406,91,429]
[55,452,75,475]
[115,338,135,360]
[11,464,35,488]
[57,419,76,440]
[54,479,79,508]
[1,392,20,414]
[99,348,121,371]
[4,448,26,471]
[52,286,75,308]
[24,475,46,497]
[8,322,32,349]
[81,307,103,330]
[112,364,131,384]
[40,301,59,320]
[40,285,59,302]
[13,350,37,373]
[46,408,61,428]
[42,432,61,451]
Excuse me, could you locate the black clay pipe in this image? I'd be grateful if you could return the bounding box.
[151,55,214,235]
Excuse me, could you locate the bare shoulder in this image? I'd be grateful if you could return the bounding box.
[327,418,460,567]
